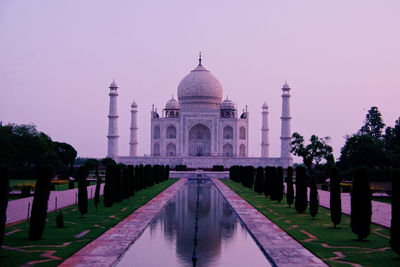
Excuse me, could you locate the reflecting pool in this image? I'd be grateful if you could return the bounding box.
[116,179,271,267]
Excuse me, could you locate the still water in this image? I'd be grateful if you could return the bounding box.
[116,179,271,267]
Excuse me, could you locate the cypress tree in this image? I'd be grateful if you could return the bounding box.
[351,167,372,241]
[330,167,342,228]
[309,178,319,219]
[94,174,101,211]
[144,165,151,188]
[104,164,114,207]
[246,166,254,189]
[160,165,165,182]
[139,165,144,190]
[114,165,123,203]
[134,165,139,191]
[127,165,135,197]
[286,167,294,208]
[0,164,9,250]
[29,165,52,240]
[276,167,284,203]
[77,166,88,218]
[295,166,308,213]
[254,167,264,194]
[122,166,130,199]
[166,165,170,180]
[270,167,278,200]
[390,169,400,256]
[264,166,272,198]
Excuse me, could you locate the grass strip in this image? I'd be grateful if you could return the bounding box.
[222,180,399,267]
[1,179,177,267]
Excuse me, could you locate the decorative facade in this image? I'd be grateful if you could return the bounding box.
[107,55,293,168]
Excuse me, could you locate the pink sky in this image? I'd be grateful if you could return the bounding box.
[1,0,399,162]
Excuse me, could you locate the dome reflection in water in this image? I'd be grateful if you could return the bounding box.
[116,179,271,267]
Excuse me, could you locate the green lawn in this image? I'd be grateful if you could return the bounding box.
[1,179,177,266]
[222,180,399,267]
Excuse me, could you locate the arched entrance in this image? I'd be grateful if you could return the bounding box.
[188,124,211,156]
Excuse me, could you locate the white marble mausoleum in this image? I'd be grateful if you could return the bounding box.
[107,55,293,168]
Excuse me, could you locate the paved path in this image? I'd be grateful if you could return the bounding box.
[214,179,327,267]
[60,179,185,267]
[317,189,391,228]
[6,184,104,225]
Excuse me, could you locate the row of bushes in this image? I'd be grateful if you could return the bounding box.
[0,163,170,248]
[103,164,169,208]
[228,165,400,256]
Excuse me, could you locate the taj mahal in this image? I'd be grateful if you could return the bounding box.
[106,55,293,168]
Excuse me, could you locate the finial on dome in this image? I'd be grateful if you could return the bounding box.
[283,80,290,89]
[199,52,202,65]
[110,78,118,88]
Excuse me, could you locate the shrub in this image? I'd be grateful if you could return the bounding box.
[264,166,272,198]
[29,165,52,240]
[127,165,135,197]
[295,166,308,213]
[114,165,123,203]
[68,180,74,189]
[309,178,319,219]
[269,167,278,200]
[213,165,224,171]
[254,167,264,194]
[21,185,32,197]
[94,175,101,211]
[351,167,372,241]
[276,167,284,203]
[122,166,130,199]
[165,165,170,181]
[330,167,342,228]
[175,165,187,171]
[286,167,294,208]
[56,211,64,228]
[104,164,114,207]
[77,166,88,218]
[390,169,400,256]
[0,164,9,250]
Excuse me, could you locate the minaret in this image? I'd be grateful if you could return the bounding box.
[129,101,138,157]
[280,81,292,159]
[107,79,119,159]
[261,102,270,157]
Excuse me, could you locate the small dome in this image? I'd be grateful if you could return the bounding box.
[165,96,180,110]
[262,101,268,109]
[221,97,236,110]
[131,101,137,108]
[110,79,118,88]
[177,62,223,111]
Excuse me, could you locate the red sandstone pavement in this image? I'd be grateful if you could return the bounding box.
[6,184,104,225]
[59,179,186,267]
[61,178,326,266]
[213,179,327,267]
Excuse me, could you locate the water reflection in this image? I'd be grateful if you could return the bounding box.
[117,179,270,267]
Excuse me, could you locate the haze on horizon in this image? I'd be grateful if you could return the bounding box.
[1,0,399,163]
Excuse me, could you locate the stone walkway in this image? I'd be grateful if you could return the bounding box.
[317,189,391,228]
[6,184,104,225]
[213,179,327,267]
[59,179,186,267]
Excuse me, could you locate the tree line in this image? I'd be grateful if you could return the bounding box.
[291,107,400,182]
[229,165,400,256]
[0,123,77,179]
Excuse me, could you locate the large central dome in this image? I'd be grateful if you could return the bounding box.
[177,61,223,111]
